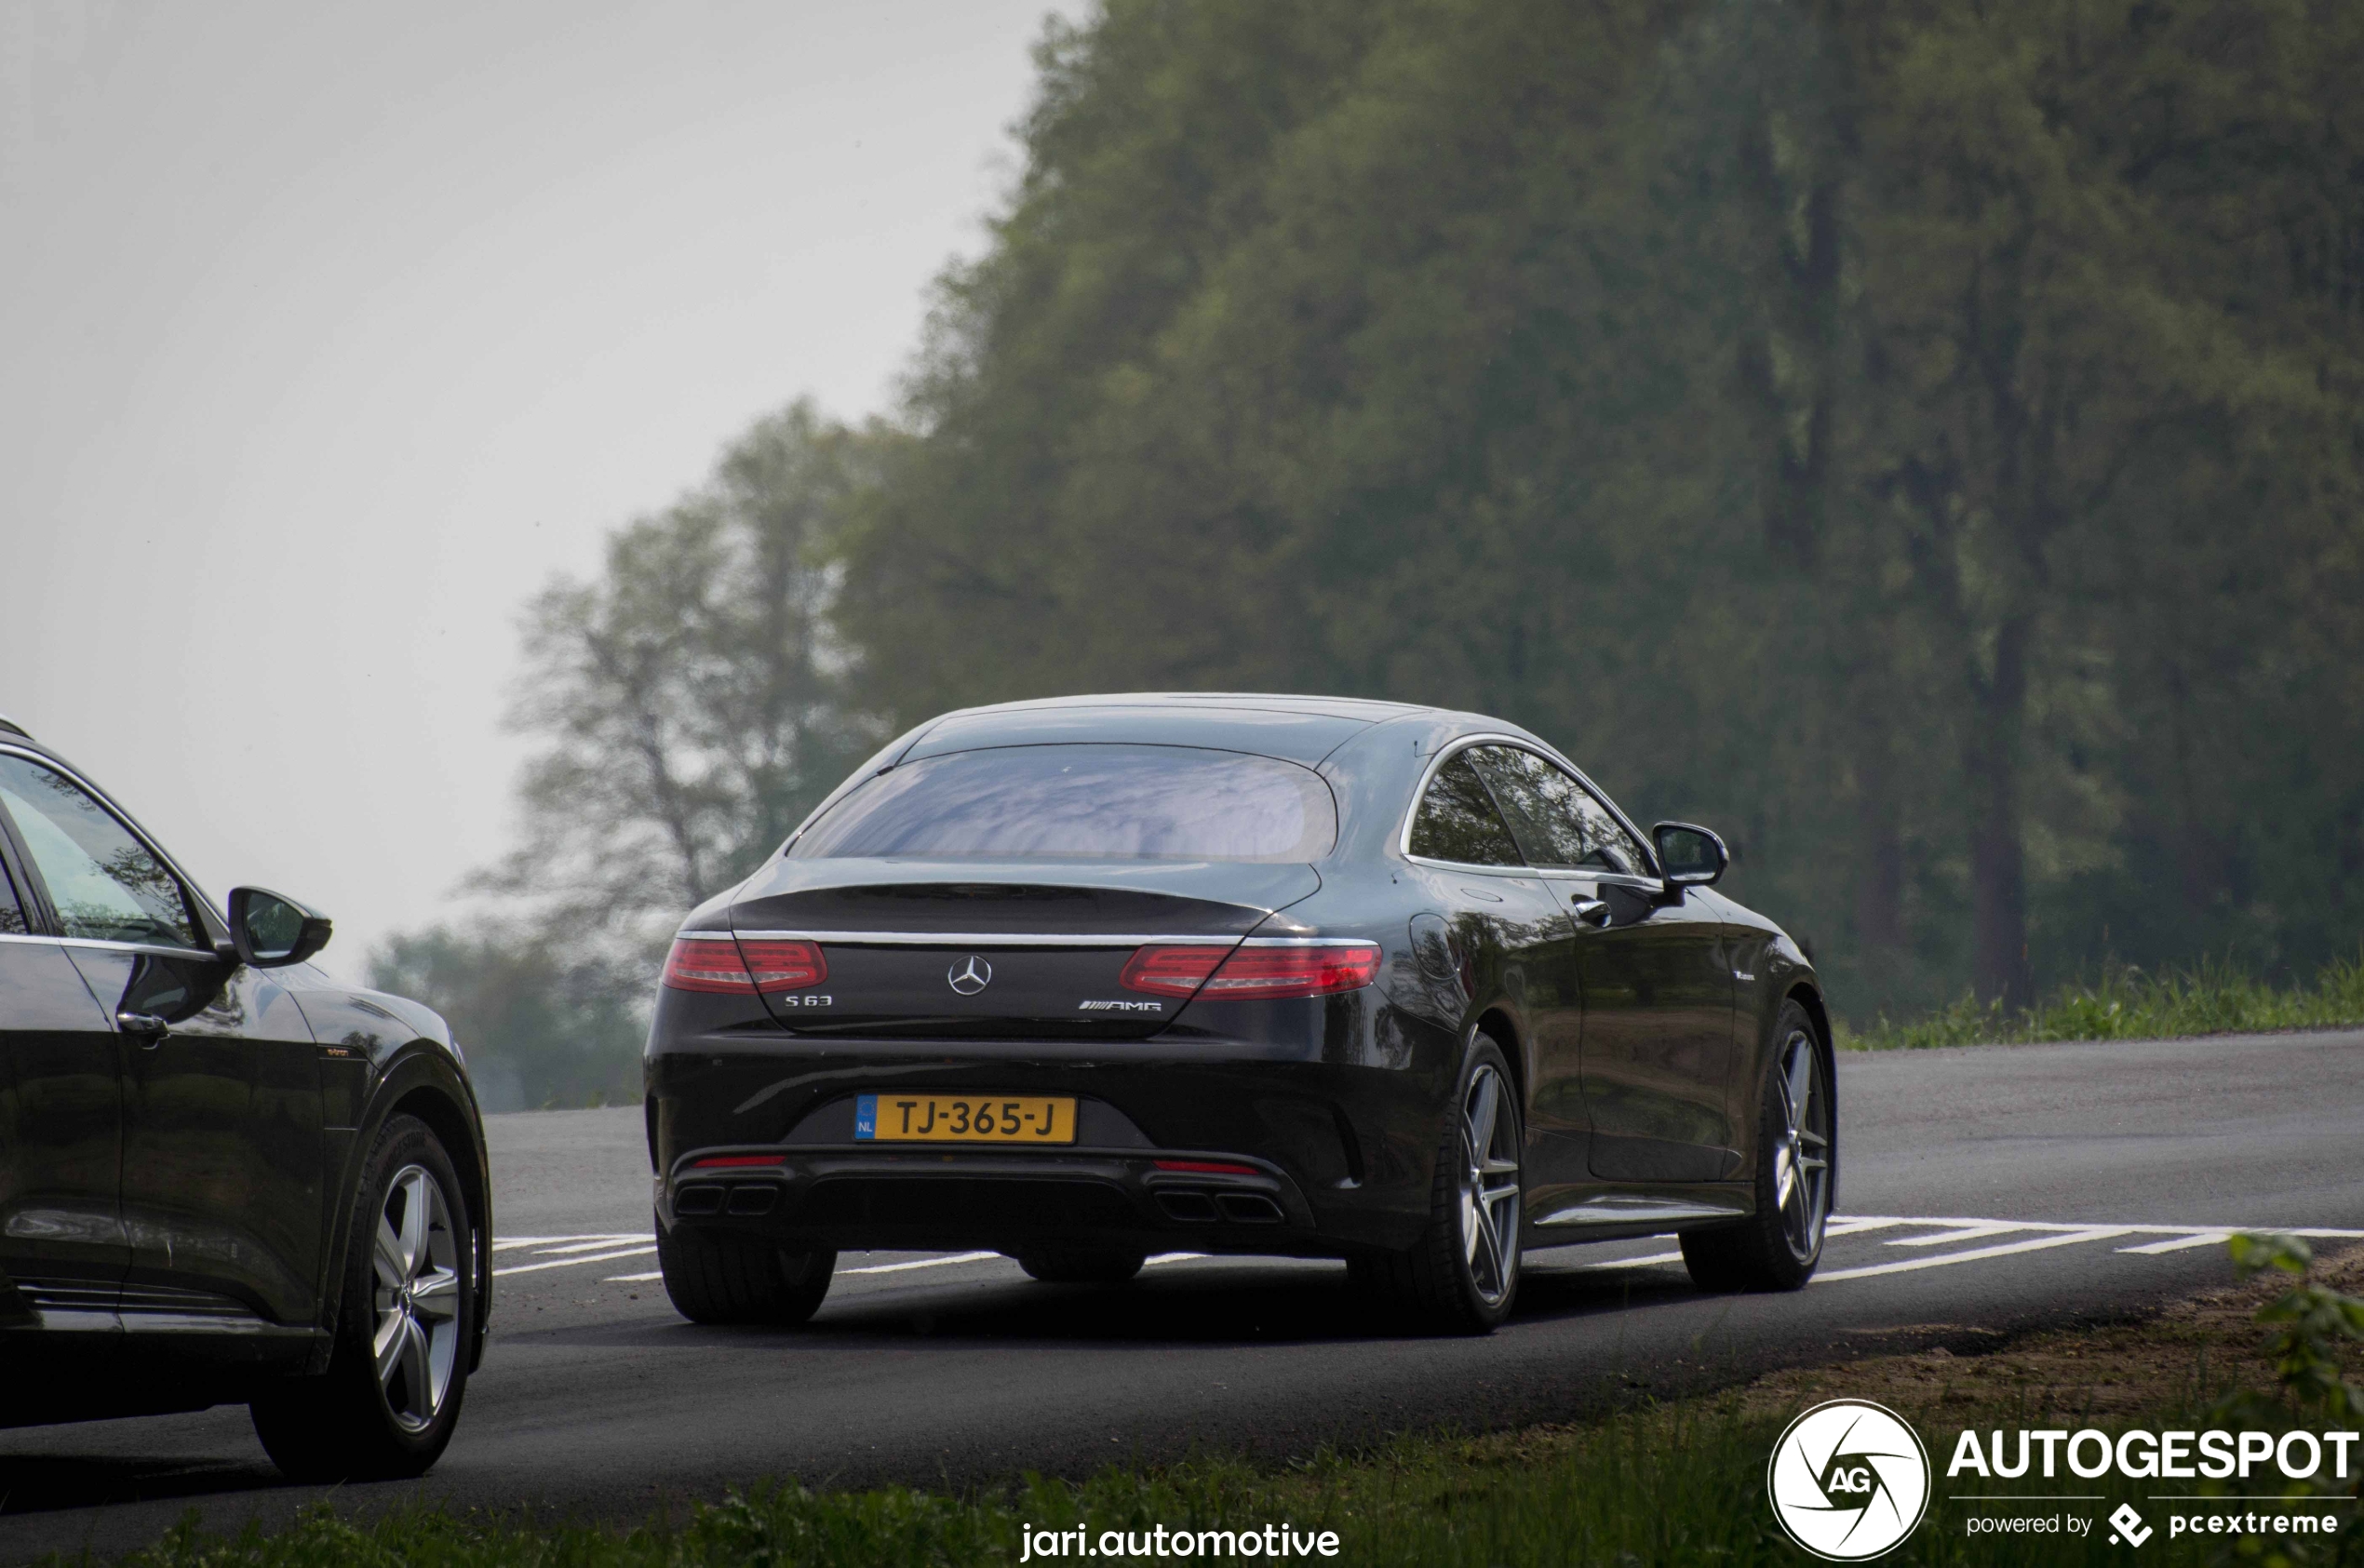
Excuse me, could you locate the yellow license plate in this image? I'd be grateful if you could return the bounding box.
[854,1093,1076,1144]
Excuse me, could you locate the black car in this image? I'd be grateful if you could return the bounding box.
[0,715,489,1477]
[647,694,1833,1333]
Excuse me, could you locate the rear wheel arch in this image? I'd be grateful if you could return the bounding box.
[1776,985,1836,1211]
[1471,1006,1526,1110]
[1786,984,1833,1055]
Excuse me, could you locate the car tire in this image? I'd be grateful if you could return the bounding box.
[656,1216,835,1325]
[1681,998,1833,1293]
[1014,1244,1145,1284]
[250,1114,475,1481]
[1352,1034,1524,1335]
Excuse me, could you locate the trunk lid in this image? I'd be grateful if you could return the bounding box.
[726,858,1318,1039]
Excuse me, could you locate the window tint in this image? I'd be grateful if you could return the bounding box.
[0,756,201,947]
[1466,745,1651,877]
[792,744,1336,863]
[1407,753,1525,866]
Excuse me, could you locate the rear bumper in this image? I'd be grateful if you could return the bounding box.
[658,1145,1355,1256]
[645,998,1470,1258]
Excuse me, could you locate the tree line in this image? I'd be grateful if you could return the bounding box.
[378,0,2364,1109]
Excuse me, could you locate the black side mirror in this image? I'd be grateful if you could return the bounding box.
[1652,822,1729,888]
[227,886,333,968]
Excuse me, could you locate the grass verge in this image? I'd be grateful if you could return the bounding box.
[1838,951,2364,1052]
[72,1251,2362,1568]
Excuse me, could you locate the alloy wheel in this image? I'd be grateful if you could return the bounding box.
[1457,1062,1523,1307]
[1771,1029,1832,1262]
[372,1163,462,1432]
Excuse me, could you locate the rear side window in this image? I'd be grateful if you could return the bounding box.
[792,744,1336,863]
[0,755,202,947]
[0,857,25,934]
[1407,753,1524,867]
[1467,745,1650,876]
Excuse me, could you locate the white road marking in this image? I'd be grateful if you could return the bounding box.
[528,1235,657,1255]
[1824,1217,1910,1238]
[496,1246,658,1277]
[2117,1231,2234,1255]
[1813,1227,2135,1283]
[1884,1223,2033,1247]
[844,1251,1002,1276]
[521,1214,2364,1290]
[604,1250,1213,1284]
[1839,1215,2364,1239]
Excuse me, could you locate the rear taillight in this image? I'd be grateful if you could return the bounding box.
[662,936,826,994]
[736,939,827,991]
[1119,945,1229,997]
[1201,942,1382,998]
[1120,940,1380,1001]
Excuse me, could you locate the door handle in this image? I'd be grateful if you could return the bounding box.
[115,1011,169,1044]
[1570,899,1611,928]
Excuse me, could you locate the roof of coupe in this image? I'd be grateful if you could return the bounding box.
[896,691,1498,770]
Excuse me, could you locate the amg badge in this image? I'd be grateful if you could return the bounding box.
[1077,999,1163,1012]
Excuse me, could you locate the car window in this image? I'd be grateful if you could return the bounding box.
[1467,745,1651,877]
[792,744,1336,863]
[1407,752,1525,867]
[0,858,25,934]
[0,755,202,947]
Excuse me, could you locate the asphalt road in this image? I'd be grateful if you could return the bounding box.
[5,1028,2359,1559]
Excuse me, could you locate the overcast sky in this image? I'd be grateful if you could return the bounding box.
[0,0,1076,975]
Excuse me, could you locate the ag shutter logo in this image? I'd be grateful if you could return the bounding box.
[1767,1400,1932,1561]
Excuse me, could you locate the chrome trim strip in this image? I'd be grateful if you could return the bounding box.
[0,931,220,961]
[1532,1197,1750,1228]
[1237,937,1378,948]
[56,936,222,961]
[725,930,1242,947]
[1402,852,1536,878]
[23,1309,119,1333]
[1531,868,1664,894]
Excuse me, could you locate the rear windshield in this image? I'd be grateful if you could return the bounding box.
[790,744,1336,863]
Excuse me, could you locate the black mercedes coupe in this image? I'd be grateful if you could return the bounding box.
[648,694,1833,1333]
[0,714,489,1476]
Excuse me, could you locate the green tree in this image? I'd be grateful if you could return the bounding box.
[369,402,887,1107]
[832,0,2364,1017]
[481,399,885,932]
[1801,0,2364,1004]
[369,923,645,1113]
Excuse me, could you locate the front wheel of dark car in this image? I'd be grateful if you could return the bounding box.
[656,1216,836,1325]
[1681,998,1833,1293]
[1353,1035,1524,1334]
[251,1115,475,1481]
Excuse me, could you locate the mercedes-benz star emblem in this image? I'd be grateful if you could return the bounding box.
[947,955,993,996]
